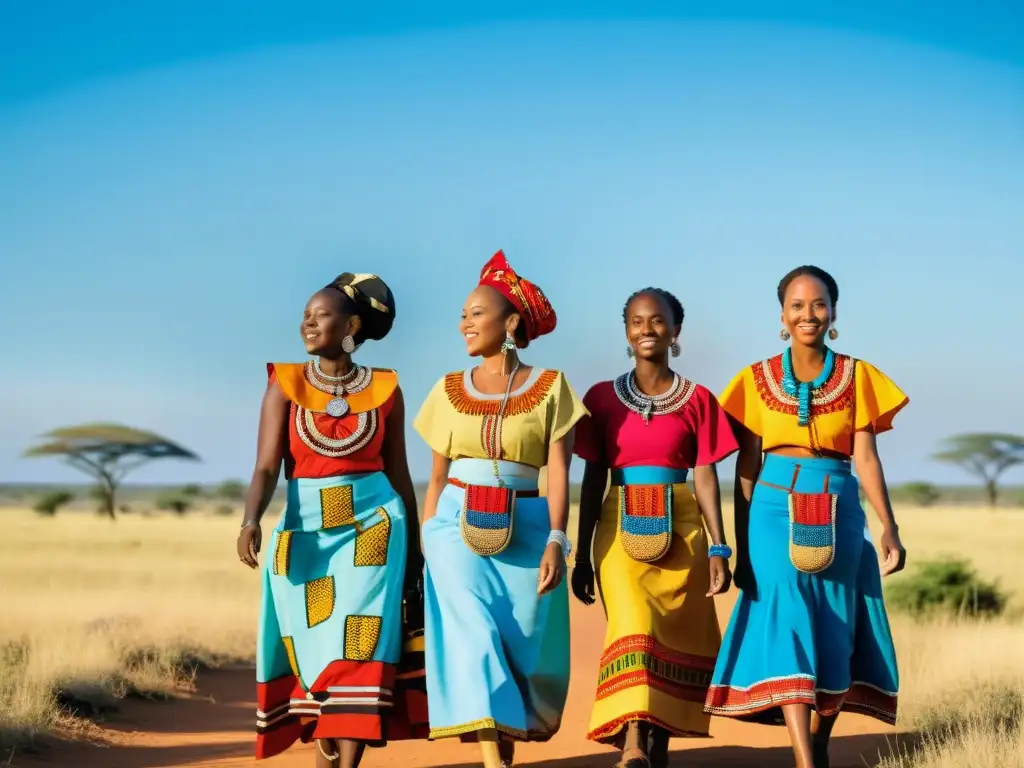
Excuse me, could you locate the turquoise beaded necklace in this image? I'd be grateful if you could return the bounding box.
[780,346,834,426]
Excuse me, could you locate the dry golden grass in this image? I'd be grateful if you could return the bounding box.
[2,501,1024,766]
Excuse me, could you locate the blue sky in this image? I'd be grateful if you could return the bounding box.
[1,2,1022,488]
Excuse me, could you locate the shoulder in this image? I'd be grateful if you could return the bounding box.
[581,379,615,412]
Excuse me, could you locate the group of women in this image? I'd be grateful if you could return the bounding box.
[235,251,909,768]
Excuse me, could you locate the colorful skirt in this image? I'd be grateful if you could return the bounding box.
[587,466,720,743]
[255,472,427,759]
[421,458,570,742]
[704,454,899,725]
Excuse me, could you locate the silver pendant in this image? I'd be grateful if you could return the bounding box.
[326,397,349,418]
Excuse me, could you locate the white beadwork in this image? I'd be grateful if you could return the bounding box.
[613,371,696,423]
[295,407,378,458]
[306,361,372,395]
[757,356,853,408]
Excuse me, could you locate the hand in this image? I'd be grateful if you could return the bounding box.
[733,551,754,592]
[571,559,596,605]
[237,523,262,569]
[880,527,906,576]
[537,542,565,595]
[707,555,732,597]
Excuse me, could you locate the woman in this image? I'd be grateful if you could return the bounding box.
[413,250,587,768]
[571,287,739,768]
[236,273,427,767]
[703,266,909,768]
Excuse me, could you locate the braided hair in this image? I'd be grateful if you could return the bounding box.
[777,266,839,309]
[324,273,396,345]
[622,287,685,327]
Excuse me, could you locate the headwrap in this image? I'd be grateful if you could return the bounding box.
[326,272,396,341]
[478,250,557,341]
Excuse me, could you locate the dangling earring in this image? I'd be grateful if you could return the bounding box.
[501,332,515,376]
[626,346,635,358]
[828,327,839,340]
[341,335,356,354]
[779,329,791,341]
[670,339,681,357]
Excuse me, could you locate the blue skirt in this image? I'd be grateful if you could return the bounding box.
[704,454,898,725]
[255,472,424,759]
[421,458,570,742]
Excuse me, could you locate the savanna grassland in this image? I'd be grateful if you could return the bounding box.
[2,496,1024,766]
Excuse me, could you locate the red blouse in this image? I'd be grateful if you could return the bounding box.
[573,379,739,469]
[268,367,396,480]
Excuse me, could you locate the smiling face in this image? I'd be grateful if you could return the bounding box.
[459,285,520,357]
[625,291,679,361]
[781,274,834,347]
[300,289,361,356]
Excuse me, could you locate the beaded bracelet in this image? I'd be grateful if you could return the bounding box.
[547,530,572,559]
[708,543,732,559]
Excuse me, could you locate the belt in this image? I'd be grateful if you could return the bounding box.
[447,477,539,497]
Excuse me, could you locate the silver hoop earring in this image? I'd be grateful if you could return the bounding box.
[779,329,791,341]
[828,327,839,340]
[501,332,516,354]
[670,341,681,357]
[341,335,356,354]
[626,346,635,358]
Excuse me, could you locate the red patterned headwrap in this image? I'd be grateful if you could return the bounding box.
[478,250,557,342]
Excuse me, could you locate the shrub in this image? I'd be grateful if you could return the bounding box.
[155,492,193,516]
[32,490,74,516]
[903,481,941,507]
[887,557,1009,619]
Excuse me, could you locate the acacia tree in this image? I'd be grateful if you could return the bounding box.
[23,423,200,520]
[932,433,1024,508]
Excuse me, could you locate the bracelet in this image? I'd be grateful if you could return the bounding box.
[240,520,260,530]
[547,530,572,558]
[708,543,732,559]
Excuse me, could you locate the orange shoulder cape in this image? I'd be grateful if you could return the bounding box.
[267,363,398,414]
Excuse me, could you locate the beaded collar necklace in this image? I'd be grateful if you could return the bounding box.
[780,346,834,426]
[613,370,695,425]
[304,360,372,417]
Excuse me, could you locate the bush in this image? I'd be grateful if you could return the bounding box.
[155,492,193,515]
[903,481,941,507]
[216,480,247,501]
[887,557,1009,619]
[32,490,74,516]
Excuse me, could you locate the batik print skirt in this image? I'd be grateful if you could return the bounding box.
[587,466,720,743]
[422,458,570,742]
[704,454,899,725]
[255,472,427,759]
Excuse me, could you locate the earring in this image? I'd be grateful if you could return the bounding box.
[501,332,516,354]
[341,335,356,354]
[779,329,791,341]
[626,346,635,358]
[670,340,681,357]
[828,327,839,340]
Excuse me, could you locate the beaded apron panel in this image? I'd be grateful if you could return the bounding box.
[618,484,673,563]
[461,484,517,556]
[788,491,838,574]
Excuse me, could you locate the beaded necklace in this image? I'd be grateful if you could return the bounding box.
[477,363,520,488]
[304,360,372,418]
[780,346,834,426]
[613,370,695,425]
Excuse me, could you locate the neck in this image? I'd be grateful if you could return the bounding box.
[789,342,825,367]
[633,356,673,394]
[481,349,520,376]
[317,355,353,377]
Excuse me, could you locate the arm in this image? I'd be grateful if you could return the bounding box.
[421,451,450,525]
[576,459,607,565]
[545,433,573,535]
[853,429,905,574]
[381,386,423,575]
[733,426,762,582]
[238,380,289,568]
[693,463,727,547]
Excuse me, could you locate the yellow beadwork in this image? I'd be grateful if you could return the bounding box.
[344,615,382,661]
[354,508,391,567]
[320,485,356,529]
[428,717,530,741]
[305,576,336,628]
[273,530,292,576]
[281,635,304,686]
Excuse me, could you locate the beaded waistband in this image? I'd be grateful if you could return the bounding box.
[610,466,689,487]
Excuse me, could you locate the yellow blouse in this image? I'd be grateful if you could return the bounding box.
[413,367,589,469]
[719,353,908,456]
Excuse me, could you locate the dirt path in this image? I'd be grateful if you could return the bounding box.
[15,594,907,767]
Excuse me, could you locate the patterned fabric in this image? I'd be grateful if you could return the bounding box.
[717,355,908,456]
[327,272,396,341]
[704,454,899,726]
[477,250,557,341]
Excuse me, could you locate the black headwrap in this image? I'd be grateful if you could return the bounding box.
[325,273,396,343]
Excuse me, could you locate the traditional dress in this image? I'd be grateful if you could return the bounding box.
[255,362,427,759]
[704,349,909,725]
[573,372,739,742]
